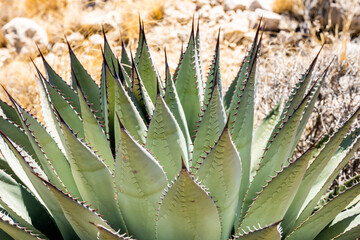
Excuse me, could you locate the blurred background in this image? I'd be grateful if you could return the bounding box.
[0,0,359,182]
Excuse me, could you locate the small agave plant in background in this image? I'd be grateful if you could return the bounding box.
[0,17,359,240]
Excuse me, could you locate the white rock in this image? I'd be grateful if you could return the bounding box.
[66,32,84,44]
[255,9,281,31]
[0,48,11,68]
[223,17,250,43]
[2,17,48,55]
[81,10,120,32]
[224,0,250,11]
[254,0,275,11]
[52,42,67,55]
[89,34,103,45]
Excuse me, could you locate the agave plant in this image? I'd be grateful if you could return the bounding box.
[0,19,359,240]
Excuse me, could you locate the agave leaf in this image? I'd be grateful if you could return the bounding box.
[288,128,360,234]
[130,58,155,120]
[39,73,84,139]
[234,221,282,239]
[251,101,281,177]
[4,89,74,191]
[286,179,360,240]
[242,84,311,217]
[0,115,38,163]
[0,99,22,127]
[174,23,203,137]
[290,59,333,153]
[230,29,262,225]
[203,30,222,108]
[40,50,80,112]
[68,41,102,119]
[269,47,321,143]
[239,147,312,232]
[59,117,126,231]
[227,22,261,117]
[156,167,221,240]
[43,178,114,240]
[223,74,238,113]
[0,156,22,184]
[76,80,114,171]
[192,81,226,168]
[196,125,241,240]
[0,131,77,239]
[92,223,133,240]
[135,24,163,103]
[315,201,360,240]
[0,169,61,239]
[195,19,204,88]
[0,213,43,240]
[146,94,189,181]
[163,51,192,157]
[115,118,167,239]
[113,75,147,146]
[283,106,360,233]
[120,38,131,77]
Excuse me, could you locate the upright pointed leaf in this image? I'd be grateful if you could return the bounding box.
[68,42,102,118]
[115,119,167,239]
[196,125,241,240]
[239,148,312,231]
[192,82,226,168]
[175,25,203,136]
[156,168,221,240]
[146,95,188,181]
[286,180,360,240]
[164,52,192,156]
[59,118,126,231]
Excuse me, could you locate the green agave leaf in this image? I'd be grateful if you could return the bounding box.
[234,221,282,240]
[242,84,311,218]
[172,40,184,84]
[39,50,80,112]
[223,74,238,113]
[135,23,163,103]
[4,89,72,191]
[113,74,147,146]
[76,79,114,171]
[192,81,226,169]
[0,213,43,240]
[146,94,189,181]
[174,23,203,137]
[0,99,22,127]
[269,47,321,144]
[43,178,114,240]
[196,125,241,240]
[289,127,360,234]
[230,31,261,218]
[120,38,131,77]
[115,118,167,239]
[92,223,133,240]
[68,41,102,119]
[59,117,126,231]
[286,179,360,240]
[0,228,12,240]
[227,21,261,117]
[315,201,360,240]
[239,147,312,232]
[284,106,360,233]
[0,115,38,163]
[0,169,61,239]
[250,101,281,177]
[39,72,84,139]
[163,51,192,157]
[156,167,221,240]
[0,156,22,184]
[203,30,222,108]
[130,58,155,120]
[0,131,77,239]
[195,19,204,92]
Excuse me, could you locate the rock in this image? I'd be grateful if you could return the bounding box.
[254,9,281,31]
[52,42,67,55]
[2,17,48,55]
[66,32,84,44]
[80,10,120,33]
[223,17,250,44]
[89,34,103,45]
[254,0,275,11]
[0,48,11,68]
[224,0,250,11]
